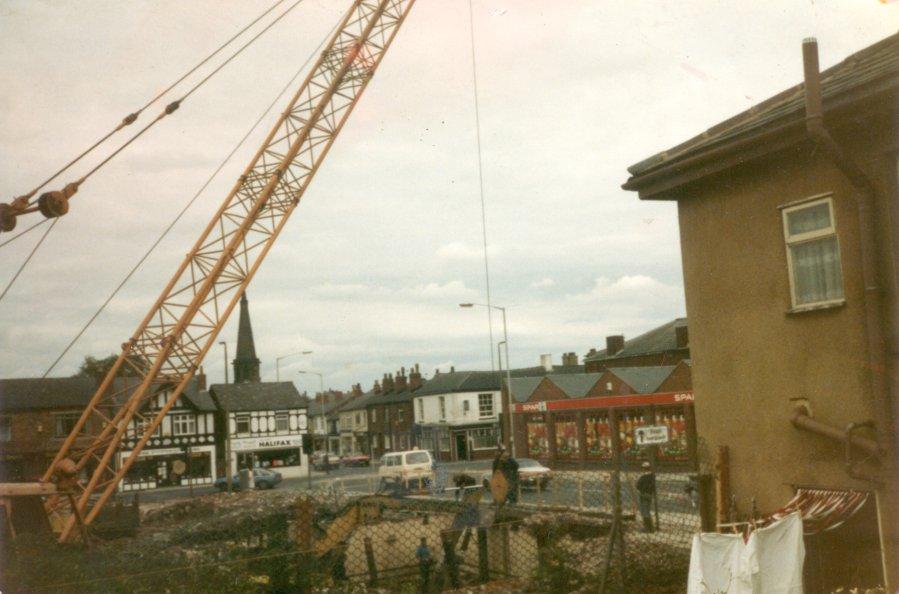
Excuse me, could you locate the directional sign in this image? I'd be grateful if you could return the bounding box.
[635,424,670,446]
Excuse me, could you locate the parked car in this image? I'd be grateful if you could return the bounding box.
[482,458,551,490]
[311,451,340,471]
[215,468,283,491]
[377,449,434,489]
[340,453,371,467]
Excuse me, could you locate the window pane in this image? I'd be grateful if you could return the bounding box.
[791,237,843,305]
[787,202,831,236]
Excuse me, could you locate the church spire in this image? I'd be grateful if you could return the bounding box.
[233,291,261,383]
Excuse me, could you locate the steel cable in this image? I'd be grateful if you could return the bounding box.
[17,0,292,202]
[0,218,58,303]
[0,217,49,250]
[39,19,336,378]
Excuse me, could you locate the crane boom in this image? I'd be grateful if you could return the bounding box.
[42,0,417,543]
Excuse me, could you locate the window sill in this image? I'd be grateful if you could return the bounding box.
[786,299,846,315]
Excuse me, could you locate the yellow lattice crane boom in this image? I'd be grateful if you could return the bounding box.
[31,0,417,543]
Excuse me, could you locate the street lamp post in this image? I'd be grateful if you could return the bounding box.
[276,350,313,382]
[218,341,232,494]
[460,303,515,456]
[298,370,324,489]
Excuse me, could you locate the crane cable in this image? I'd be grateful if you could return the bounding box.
[0,0,308,301]
[13,0,292,206]
[38,18,338,378]
[67,0,309,193]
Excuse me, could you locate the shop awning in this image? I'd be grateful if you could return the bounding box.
[768,488,869,535]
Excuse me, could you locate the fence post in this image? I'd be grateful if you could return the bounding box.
[363,536,378,585]
[294,497,314,594]
[577,477,584,510]
[367,475,374,494]
[442,532,461,588]
[477,526,489,582]
[536,478,543,509]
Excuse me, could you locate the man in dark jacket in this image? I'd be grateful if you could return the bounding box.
[636,461,656,532]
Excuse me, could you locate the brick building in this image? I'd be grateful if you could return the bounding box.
[507,364,694,469]
[583,318,690,372]
[366,366,422,459]
[0,377,106,482]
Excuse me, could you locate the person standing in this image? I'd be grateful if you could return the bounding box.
[416,536,433,592]
[636,461,656,532]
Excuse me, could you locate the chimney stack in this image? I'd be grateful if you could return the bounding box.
[450,366,455,373]
[382,373,394,392]
[409,363,423,389]
[561,352,578,367]
[373,380,382,394]
[606,335,625,356]
[352,383,363,397]
[394,368,408,391]
[540,354,553,372]
[196,366,207,390]
[675,325,689,349]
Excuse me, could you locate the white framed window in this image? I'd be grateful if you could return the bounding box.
[438,397,446,421]
[398,408,405,422]
[417,399,424,422]
[478,393,494,418]
[275,413,289,432]
[355,413,362,426]
[235,414,251,434]
[463,400,470,415]
[782,196,844,308]
[439,434,450,451]
[172,414,196,436]
[471,427,497,450]
[370,409,376,423]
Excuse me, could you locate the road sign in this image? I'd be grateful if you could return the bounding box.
[635,425,670,446]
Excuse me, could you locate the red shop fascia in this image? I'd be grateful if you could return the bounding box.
[511,391,697,470]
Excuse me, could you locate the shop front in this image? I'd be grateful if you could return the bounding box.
[119,445,216,491]
[513,391,696,469]
[229,435,306,478]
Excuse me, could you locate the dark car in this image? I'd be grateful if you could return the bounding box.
[215,468,283,491]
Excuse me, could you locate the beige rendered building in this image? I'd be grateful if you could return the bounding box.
[623,35,897,590]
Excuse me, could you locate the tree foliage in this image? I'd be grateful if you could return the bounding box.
[73,354,145,381]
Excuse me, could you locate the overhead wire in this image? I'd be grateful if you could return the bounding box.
[39,16,338,379]
[0,218,58,303]
[467,0,496,371]
[0,217,49,250]
[29,0,309,199]
[1,0,308,304]
[17,0,292,203]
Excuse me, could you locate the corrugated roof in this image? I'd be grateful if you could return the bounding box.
[607,366,677,394]
[625,33,899,181]
[0,377,98,412]
[209,382,309,412]
[584,318,687,363]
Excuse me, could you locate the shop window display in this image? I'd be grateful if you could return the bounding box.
[584,414,613,460]
[554,416,578,458]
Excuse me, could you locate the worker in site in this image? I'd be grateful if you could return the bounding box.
[637,461,657,532]
[416,536,434,592]
[491,447,520,504]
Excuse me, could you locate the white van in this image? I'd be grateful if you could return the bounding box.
[377,449,434,488]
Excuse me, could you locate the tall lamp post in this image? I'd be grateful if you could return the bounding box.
[298,368,325,448]
[218,341,232,494]
[276,350,313,382]
[460,303,515,456]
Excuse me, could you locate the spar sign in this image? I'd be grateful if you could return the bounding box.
[634,424,670,446]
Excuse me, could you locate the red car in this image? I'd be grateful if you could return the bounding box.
[340,453,371,467]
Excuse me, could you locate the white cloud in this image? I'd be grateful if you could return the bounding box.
[531,277,555,288]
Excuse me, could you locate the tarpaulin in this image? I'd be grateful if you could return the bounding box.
[767,488,869,535]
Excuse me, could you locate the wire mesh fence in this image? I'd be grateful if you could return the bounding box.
[1,467,702,593]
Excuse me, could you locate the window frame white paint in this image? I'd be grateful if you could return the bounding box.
[780,194,845,309]
[477,393,494,419]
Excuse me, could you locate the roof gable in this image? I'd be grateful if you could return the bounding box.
[209,382,309,412]
[606,366,677,394]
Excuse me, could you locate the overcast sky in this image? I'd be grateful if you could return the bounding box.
[0,1,894,394]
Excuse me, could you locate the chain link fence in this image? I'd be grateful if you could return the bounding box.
[1,464,704,593]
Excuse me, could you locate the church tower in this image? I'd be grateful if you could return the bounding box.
[232,291,261,383]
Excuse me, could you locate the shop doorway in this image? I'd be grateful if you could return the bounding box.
[455,433,468,461]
